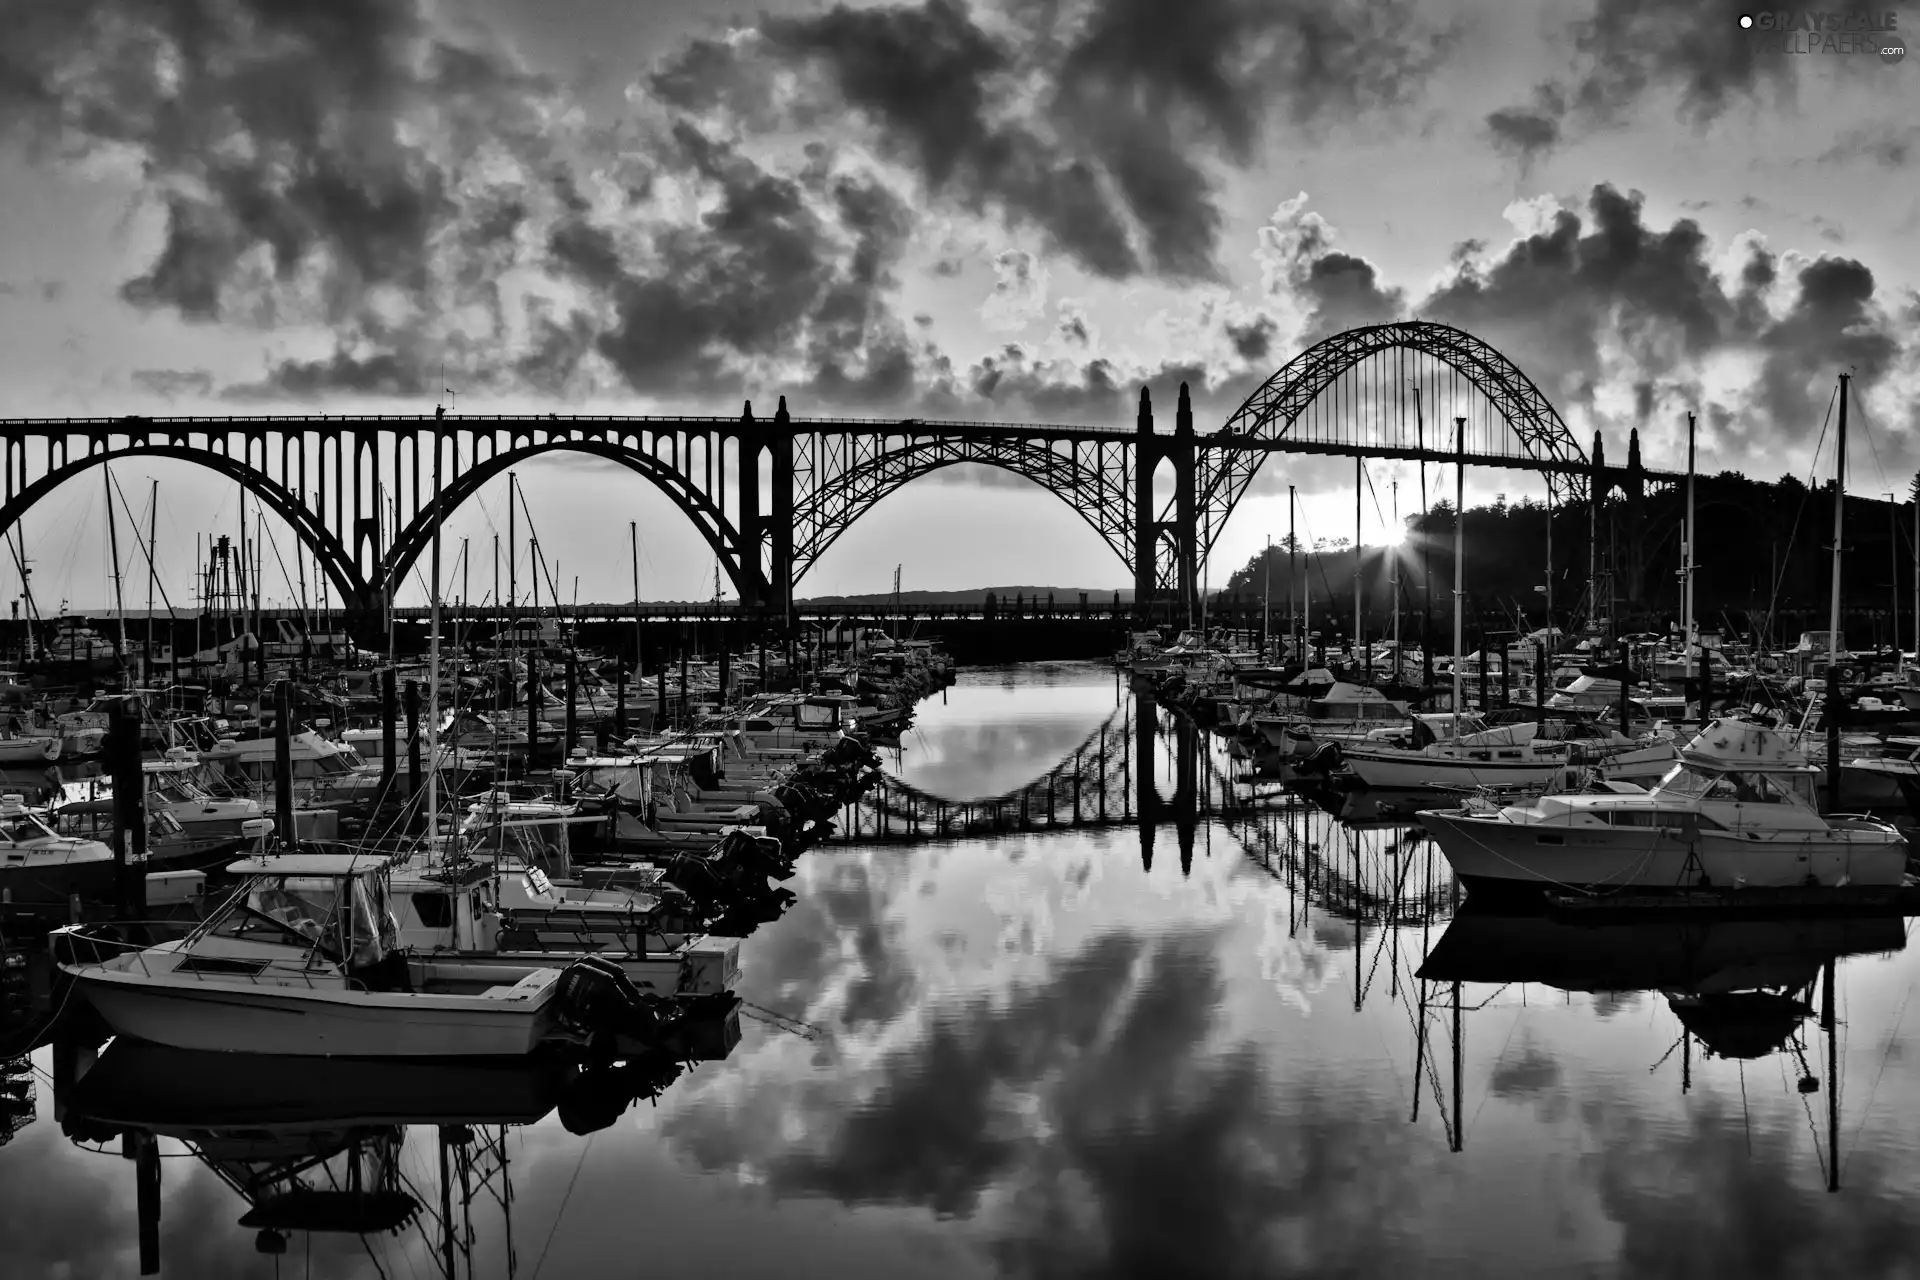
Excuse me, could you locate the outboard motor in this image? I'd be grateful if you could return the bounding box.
[554,955,673,1048]
[1300,742,1344,776]
[558,1056,687,1135]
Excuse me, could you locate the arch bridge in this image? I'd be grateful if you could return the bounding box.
[0,322,1672,624]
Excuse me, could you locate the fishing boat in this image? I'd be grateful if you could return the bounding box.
[0,794,116,906]
[1416,717,1909,901]
[1336,713,1576,791]
[0,712,61,763]
[51,853,570,1056]
[1251,681,1412,756]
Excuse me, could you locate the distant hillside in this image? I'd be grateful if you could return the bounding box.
[796,586,1134,606]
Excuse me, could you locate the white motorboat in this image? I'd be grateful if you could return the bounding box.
[1417,718,1909,901]
[0,793,116,906]
[1253,682,1412,756]
[52,853,566,1057]
[0,712,61,763]
[1339,714,1576,791]
[201,729,385,807]
[387,854,740,996]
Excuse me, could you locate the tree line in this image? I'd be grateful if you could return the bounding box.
[1217,471,1920,648]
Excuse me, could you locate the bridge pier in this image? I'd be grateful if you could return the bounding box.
[1174,384,1198,628]
[769,397,795,619]
[1133,389,1156,623]
[1625,427,1647,604]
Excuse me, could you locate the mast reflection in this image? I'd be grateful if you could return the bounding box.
[1414,908,1903,1179]
[54,998,742,1276]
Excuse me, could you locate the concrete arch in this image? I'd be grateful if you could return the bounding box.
[788,436,1131,586]
[382,439,748,600]
[0,444,366,606]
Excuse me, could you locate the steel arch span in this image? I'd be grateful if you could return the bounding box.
[788,433,1134,587]
[1187,320,1588,575]
[383,440,749,602]
[0,444,365,606]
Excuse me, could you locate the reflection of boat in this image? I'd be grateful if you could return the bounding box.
[1418,910,1905,997]
[1416,906,1896,1171]
[55,1034,729,1273]
[53,854,571,1056]
[64,1042,574,1131]
[1416,718,1909,901]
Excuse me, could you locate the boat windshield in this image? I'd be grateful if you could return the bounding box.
[1653,765,1807,805]
[0,814,55,844]
[209,875,344,952]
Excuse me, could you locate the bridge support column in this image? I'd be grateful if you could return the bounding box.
[1133,389,1156,622]
[1590,431,1606,633]
[1625,427,1646,608]
[1174,383,1197,627]
[769,397,795,619]
[735,402,769,613]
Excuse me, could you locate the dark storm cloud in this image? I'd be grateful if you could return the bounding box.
[224,347,429,401]
[1484,92,1563,168]
[585,125,923,406]
[0,0,529,324]
[650,0,1454,282]
[1818,123,1920,168]
[1257,183,1917,455]
[130,368,216,399]
[1486,0,1800,163]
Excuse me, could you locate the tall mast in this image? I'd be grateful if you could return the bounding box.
[104,464,128,668]
[146,480,158,677]
[1544,481,1554,654]
[1684,412,1697,651]
[1262,534,1271,661]
[630,522,643,684]
[1416,385,1433,686]
[1888,499,1898,657]
[1826,375,1850,812]
[1911,493,1917,673]
[1453,419,1466,716]
[1354,457,1363,672]
[426,439,443,862]
[507,472,518,670]
[1391,479,1401,682]
[1288,486,1298,663]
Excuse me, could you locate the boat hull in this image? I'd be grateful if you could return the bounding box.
[0,854,114,907]
[71,964,560,1057]
[1343,749,1569,791]
[1419,810,1910,898]
[0,736,61,763]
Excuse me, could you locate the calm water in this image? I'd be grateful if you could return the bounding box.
[7,660,1920,1277]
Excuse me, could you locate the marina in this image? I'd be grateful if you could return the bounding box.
[9,660,1920,1275]
[1,0,1915,1263]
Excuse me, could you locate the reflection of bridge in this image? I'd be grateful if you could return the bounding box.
[841,697,1451,938]
[839,693,1206,851]
[0,322,1676,621]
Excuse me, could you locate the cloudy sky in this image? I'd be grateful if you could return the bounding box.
[0,0,1915,608]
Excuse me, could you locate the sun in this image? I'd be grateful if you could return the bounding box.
[1380,522,1410,548]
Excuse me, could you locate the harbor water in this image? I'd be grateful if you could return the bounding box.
[8,660,1920,1276]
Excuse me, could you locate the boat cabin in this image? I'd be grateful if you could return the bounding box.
[198,854,406,988]
[1646,719,1822,810]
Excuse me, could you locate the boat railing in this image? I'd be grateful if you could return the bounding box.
[51,922,345,988]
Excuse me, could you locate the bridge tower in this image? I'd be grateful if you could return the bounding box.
[768,396,796,618]
[1133,389,1156,621]
[1625,427,1647,605]
[1130,383,1200,627]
